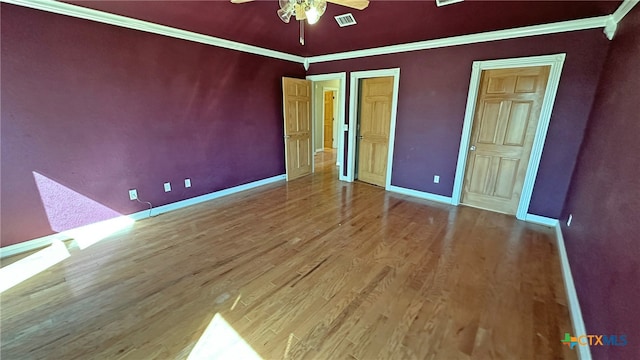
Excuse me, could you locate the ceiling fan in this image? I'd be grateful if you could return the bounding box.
[230,0,369,45]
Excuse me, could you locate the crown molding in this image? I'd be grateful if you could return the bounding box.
[306,16,610,64]
[612,0,639,23]
[605,0,639,39]
[1,0,306,64]
[604,17,618,40]
[2,0,628,66]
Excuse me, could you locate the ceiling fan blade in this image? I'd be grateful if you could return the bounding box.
[327,0,369,10]
[230,0,255,3]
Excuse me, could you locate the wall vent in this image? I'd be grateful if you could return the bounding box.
[435,0,463,7]
[335,13,357,27]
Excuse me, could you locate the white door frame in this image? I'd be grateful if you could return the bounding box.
[347,68,401,189]
[322,87,339,150]
[306,72,347,180]
[451,53,566,220]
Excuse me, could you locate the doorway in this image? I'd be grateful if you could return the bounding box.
[347,68,401,189]
[322,89,338,150]
[452,54,566,220]
[355,76,394,187]
[282,77,312,181]
[306,72,347,180]
[461,65,550,215]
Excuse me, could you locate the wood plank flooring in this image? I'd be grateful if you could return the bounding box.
[0,150,576,359]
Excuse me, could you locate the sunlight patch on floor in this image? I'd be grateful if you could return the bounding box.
[31,171,135,250]
[66,216,134,250]
[188,313,262,360]
[0,172,138,292]
[0,240,70,293]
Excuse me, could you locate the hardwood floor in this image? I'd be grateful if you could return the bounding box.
[1,150,576,359]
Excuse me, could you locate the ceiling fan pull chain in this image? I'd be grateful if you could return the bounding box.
[300,20,305,45]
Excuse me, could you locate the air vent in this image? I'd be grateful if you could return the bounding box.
[435,0,463,7]
[335,13,356,27]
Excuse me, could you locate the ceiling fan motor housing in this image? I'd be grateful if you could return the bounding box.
[278,0,327,24]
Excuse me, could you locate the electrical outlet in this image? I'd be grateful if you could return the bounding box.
[567,214,573,227]
[129,189,138,200]
[184,178,191,188]
[433,175,440,184]
[164,182,171,192]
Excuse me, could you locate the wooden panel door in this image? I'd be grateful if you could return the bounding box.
[283,77,312,181]
[323,91,334,149]
[357,77,394,187]
[462,66,550,214]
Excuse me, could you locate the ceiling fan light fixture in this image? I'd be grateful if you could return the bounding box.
[316,0,327,16]
[278,0,293,8]
[277,7,293,23]
[277,0,296,23]
[305,6,320,24]
[305,0,327,25]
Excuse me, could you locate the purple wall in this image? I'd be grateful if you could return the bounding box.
[560,8,640,359]
[2,3,638,353]
[309,30,610,218]
[0,3,620,249]
[1,4,305,247]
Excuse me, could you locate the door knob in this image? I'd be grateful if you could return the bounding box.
[470,145,476,151]
[358,136,363,139]
[284,135,291,139]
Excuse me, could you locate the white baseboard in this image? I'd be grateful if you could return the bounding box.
[0,240,71,293]
[0,233,71,259]
[524,213,560,227]
[554,223,591,360]
[386,185,453,205]
[0,174,286,259]
[139,174,285,219]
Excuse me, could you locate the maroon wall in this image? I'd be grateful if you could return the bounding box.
[309,29,610,218]
[560,8,640,359]
[0,3,618,249]
[1,4,305,247]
